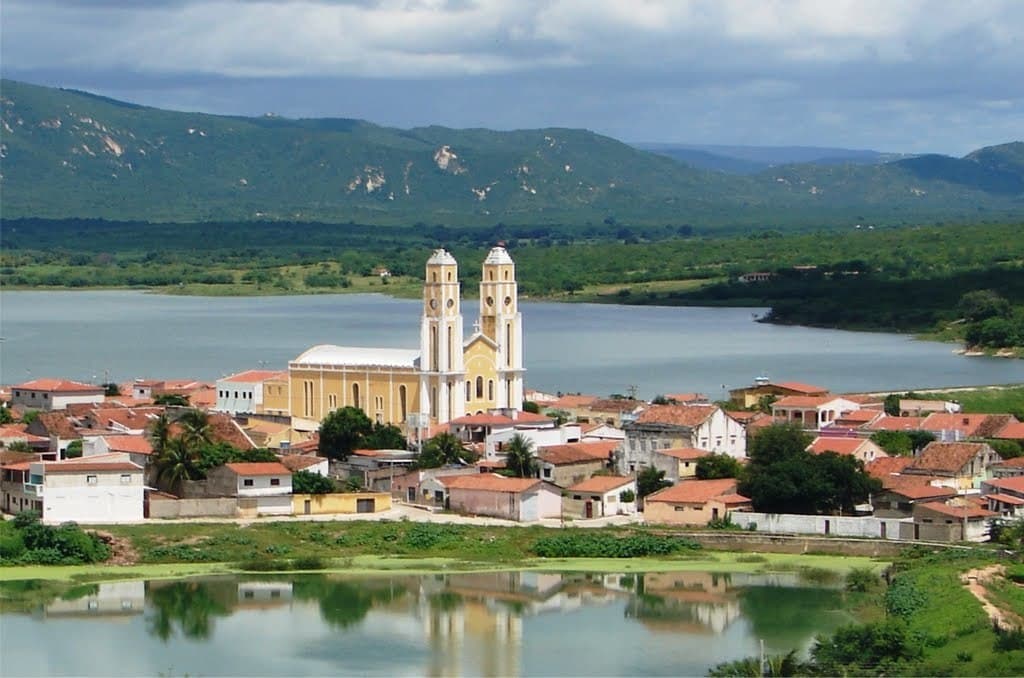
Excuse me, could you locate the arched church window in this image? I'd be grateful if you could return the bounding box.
[399,385,407,421]
[504,296,512,306]
[465,381,471,401]
[475,376,483,399]
[488,271,494,281]
[447,271,452,281]
[504,270,510,280]
[352,383,360,409]
[488,380,494,400]
[432,272,437,282]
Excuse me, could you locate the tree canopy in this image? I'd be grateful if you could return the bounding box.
[292,469,336,494]
[318,407,407,461]
[637,466,671,499]
[695,453,743,480]
[504,434,538,478]
[416,432,472,469]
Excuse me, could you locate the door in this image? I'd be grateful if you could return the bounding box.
[824,519,831,535]
[356,498,375,513]
[304,499,312,515]
[408,487,416,502]
[880,522,887,539]
[585,501,593,519]
[712,508,719,521]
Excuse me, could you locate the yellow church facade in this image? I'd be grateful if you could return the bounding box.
[288,247,525,431]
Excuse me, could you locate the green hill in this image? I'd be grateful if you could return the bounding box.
[1,79,1022,227]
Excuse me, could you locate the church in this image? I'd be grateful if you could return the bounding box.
[288,246,524,431]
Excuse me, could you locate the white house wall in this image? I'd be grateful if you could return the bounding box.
[40,472,144,524]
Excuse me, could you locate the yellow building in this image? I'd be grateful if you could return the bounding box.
[289,247,525,431]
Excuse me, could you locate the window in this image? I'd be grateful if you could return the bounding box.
[42,393,48,399]
[120,474,131,484]
[30,393,36,399]
[86,475,98,485]
[375,395,384,410]
[234,391,239,399]
[475,376,483,399]
[675,506,685,512]
[243,478,254,487]
[487,380,494,401]
[543,467,551,478]
[465,381,471,401]
[243,590,254,599]
[399,385,408,421]
[352,383,360,409]
[270,478,281,486]
[328,393,337,410]
[505,323,512,366]
[572,494,582,500]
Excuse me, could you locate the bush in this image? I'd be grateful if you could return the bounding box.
[236,558,291,571]
[531,532,699,558]
[994,624,1024,652]
[1,512,109,566]
[291,556,327,570]
[846,567,880,592]
[0,531,26,560]
[886,575,927,618]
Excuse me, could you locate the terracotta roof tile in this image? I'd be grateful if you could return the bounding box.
[866,456,915,479]
[866,415,928,432]
[986,476,1024,493]
[279,455,326,472]
[588,398,643,414]
[917,500,996,519]
[441,474,542,493]
[996,421,1024,440]
[646,478,740,504]
[772,381,828,394]
[538,441,618,465]
[992,456,1024,469]
[30,411,80,439]
[774,395,840,408]
[921,413,990,437]
[567,475,634,493]
[908,442,988,474]
[986,493,1024,506]
[13,379,103,393]
[808,437,870,456]
[546,394,599,409]
[881,477,957,500]
[448,413,514,427]
[42,460,142,473]
[657,447,711,461]
[635,404,717,428]
[224,462,290,476]
[221,370,288,383]
[96,435,154,455]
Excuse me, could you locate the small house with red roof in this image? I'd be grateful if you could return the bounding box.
[82,434,155,473]
[441,474,561,521]
[204,462,293,515]
[22,454,144,524]
[563,475,637,518]
[728,379,829,409]
[771,395,862,429]
[11,379,105,412]
[655,447,711,481]
[988,456,1024,480]
[921,413,1016,441]
[807,436,888,464]
[913,499,996,542]
[643,479,751,526]
[536,441,617,487]
[904,441,1000,489]
[215,369,289,416]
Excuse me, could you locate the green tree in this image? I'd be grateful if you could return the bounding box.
[0,406,14,424]
[637,466,671,499]
[318,407,374,461]
[958,289,1011,322]
[292,469,336,494]
[155,436,202,492]
[522,400,540,414]
[504,434,538,478]
[883,393,901,416]
[102,382,120,396]
[810,621,922,675]
[177,409,212,448]
[148,413,172,457]
[364,422,407,450]
[417,432,470,469]
[154,393,190,407]
[871,430,913,456]
[695,453,742,480]
[64,440,83,459]
[21,410,40,426]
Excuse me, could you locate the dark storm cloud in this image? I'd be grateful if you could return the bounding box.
[2,0,1021,153]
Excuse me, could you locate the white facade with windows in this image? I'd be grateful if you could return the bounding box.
[27,457,144,524]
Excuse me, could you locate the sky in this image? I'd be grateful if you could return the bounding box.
[2,0,1022,155]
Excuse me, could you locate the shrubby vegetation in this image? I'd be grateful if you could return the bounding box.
[531,532,699,558]
[318,406,406,461]
[0,511,110,565]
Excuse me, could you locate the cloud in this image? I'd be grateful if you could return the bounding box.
[1,0,1022,152]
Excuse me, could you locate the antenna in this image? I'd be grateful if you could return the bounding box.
[627,384,638,400]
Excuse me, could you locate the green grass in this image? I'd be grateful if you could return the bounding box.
[909,385,1024,415]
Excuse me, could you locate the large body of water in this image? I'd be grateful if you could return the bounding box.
[0,571,853,676]
[1,290,1020,399]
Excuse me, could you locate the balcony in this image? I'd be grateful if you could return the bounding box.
[24,482,43,497]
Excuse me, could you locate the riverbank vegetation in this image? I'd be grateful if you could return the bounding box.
[2,218,1022,347]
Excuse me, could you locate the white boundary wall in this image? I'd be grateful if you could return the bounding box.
[731,512,910,540]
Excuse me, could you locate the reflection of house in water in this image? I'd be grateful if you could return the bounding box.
[236,581,293,609]
[626,572,743,634]
[45,581,145,618]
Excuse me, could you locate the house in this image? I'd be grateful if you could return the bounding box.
[664,393,709,405]
[989,457,1024,479]
[655,447,710,481]
[771,395,862,429]
[0,424,49,451]
[831,409,882,429]
[621,405,745,474]
[449,411,555,449]
[981,476,1024,502]
[542,394,599,421]
[579,422,626,442]
[23,455,144,524]
[82,435,155,473]
[484,419,579,460]
[994,421,1024,441]
[442,474,561,521]
[583,398,644,427]
[278,454,329,477]
[204,462,293,515]
[912,499,996,542]
[863,415,929,432]
[904,441,1001,489]
[392,466,480,505]
[25,411,81,456]
[921,413,1016,441]
[215,370,289,416]
[985,492,1024,519]
[536,441,616,487]
[643,479,751,526]
[871,475,957,518]
[243,420,299,449]
[563,476,637,519]
[807,436,888,464]
[729,379,829,409]
[85,407,164,434]
[341,448,418,490]
[10,379,105,412]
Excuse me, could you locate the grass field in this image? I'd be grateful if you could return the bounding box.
[911,385,1024,415]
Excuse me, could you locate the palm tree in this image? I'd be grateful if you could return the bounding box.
[504,434,537,478]
[176,408,212,448]
[155,436,201,494]
[148,413,172,457]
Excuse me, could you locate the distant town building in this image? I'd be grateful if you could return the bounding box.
[11,379,105,412]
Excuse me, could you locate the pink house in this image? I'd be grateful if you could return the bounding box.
[442,474,561,521]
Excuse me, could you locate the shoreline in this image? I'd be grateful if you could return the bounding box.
[0,551,890,584]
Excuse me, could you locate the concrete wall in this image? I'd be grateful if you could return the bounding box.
[520,487,562,521]
[148,497,239,519]
[38,470,144,524]
[730,512,908,540]
[645,500,721,527]
[563,484,637,518]
[449,487,519,520]
[292,492,392,514]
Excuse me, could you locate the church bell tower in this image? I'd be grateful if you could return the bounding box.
[479,246,524,410]
[420,249,466,423]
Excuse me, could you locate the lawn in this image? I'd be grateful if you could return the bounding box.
[914,385,1024,416]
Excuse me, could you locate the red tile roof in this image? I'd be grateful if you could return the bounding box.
[448,413,514,427]
[441,474,542,493]
[29,411,80,439]
[986,493,1024,506]
[510,411,554,425]
[773,381,828,394]
[657,447,711,461]
[917,501,997,519]
[646,479,740,504]
[908,442,988,474]
[834,409,881,425]
[774,395,839,409]
[547,394,599,409]
[635,404,717,427]
[221,370,287,383]
[567,475,634,493]
[43,460,142,473]
[538,441,618,465]
[986,476,1024,493]
[97,435,154,455]
[866,456,914,479]
[717,494,753,505]
[13,379,103,393]
[881,478,957,500]
[224,462,291,476]
[279,455,326,472]
[995,421,1024,440]
[992,456,1024,469]
[866,415,928,432]
[665,393,707,404]
[921,413,990,437]
[808,437,870,456]
[91,407,164,431]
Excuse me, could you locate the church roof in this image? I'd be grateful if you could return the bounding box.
[427,249,457,265]
[484,246,514,265]
[291,345,420,368]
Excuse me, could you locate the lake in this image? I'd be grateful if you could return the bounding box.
[0,570,855,676]
[1,290,1020,399]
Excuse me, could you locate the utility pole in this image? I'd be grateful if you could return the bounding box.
[627,384,638,400]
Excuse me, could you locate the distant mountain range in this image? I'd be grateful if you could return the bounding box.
[1,79,1021,228]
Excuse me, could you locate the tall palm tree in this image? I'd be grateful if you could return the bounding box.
[504,434,537,478]
[176,408,212,449]
[148,413,172,457]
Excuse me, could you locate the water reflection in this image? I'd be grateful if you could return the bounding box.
[1,570,856,677]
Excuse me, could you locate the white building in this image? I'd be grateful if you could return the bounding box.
[564,475,637,518]
[82,435,155,470]
[772,396,862,429]
[215,370,287,416]
[11,379,105,412]
[206,462,293,515]
[25,454,144,524]
[621,405,746,474]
